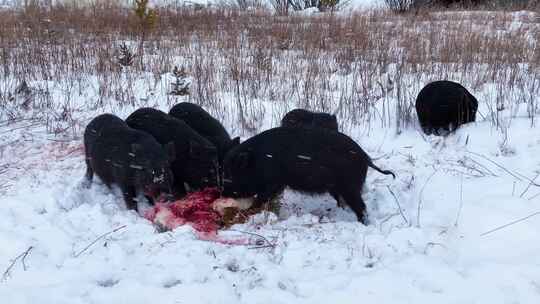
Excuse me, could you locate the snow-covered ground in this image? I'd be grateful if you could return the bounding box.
[1,83,540,303]
[0,4,539,303]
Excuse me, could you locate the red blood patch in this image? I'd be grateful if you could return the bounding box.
[144,188,251,245]
[166,187,221,232]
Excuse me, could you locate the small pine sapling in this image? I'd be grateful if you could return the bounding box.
[169,66,191,96]
[117,43,134,67]
[319,0,340,11]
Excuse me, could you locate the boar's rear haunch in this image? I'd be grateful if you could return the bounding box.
[169,102,240,165]
[281,108,338,131]
[83,114,174,211]
[222,127,395,224]
[125,107,219,196]
[415,80,478,136]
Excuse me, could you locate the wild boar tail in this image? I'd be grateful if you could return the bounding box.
[368,162,396,179]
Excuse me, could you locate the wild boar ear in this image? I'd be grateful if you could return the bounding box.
[165,141,176,162]
[332,115,339,129]
[131,143,142,153]
[229,137,240,149]
[286,118,296,125]
[234,151,251,169]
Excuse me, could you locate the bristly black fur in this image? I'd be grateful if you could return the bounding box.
[416,80,478,136]
[126,107,219,196]
[281,108,339,131]
[83,113,174,211]
[169,102,240,166]
[222,127,395,224]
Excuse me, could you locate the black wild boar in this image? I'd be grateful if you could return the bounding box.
[415,80,478,136]
[169,102,240,164]
[125,107,219,195]
[439,0,484,7]
[83,113,175,211]
[222,127,395,224]
[281,108,339,131]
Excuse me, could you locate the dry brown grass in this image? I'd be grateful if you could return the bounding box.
[0,3,539,134]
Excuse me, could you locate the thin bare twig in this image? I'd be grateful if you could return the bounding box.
[227,229,275,249]
[520,172,540,198]
[467,150,521,179]
[528,191,540,201]
[417,169,438,227]
[513,170,540,187]
[21,248,31,271]
[378,212,400,227]
[0,118,30,127]
[248,244,276,250]
[467,150,540,187]
[74,225,127,258]
[454,173,464,227]
[461,156,498,177]
[386,186,409,225]
[2,246,33,281]
[480,211,540,237]
[46,137,80,142]
[0,123,41,135]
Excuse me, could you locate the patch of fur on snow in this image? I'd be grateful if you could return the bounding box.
[212,197,254,216]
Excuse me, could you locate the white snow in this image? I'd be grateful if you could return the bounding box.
[1,95,540,303]
[347,0,384,10]
[0,6,539,304]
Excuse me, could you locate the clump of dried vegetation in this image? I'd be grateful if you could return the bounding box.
[0,2,538,136]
